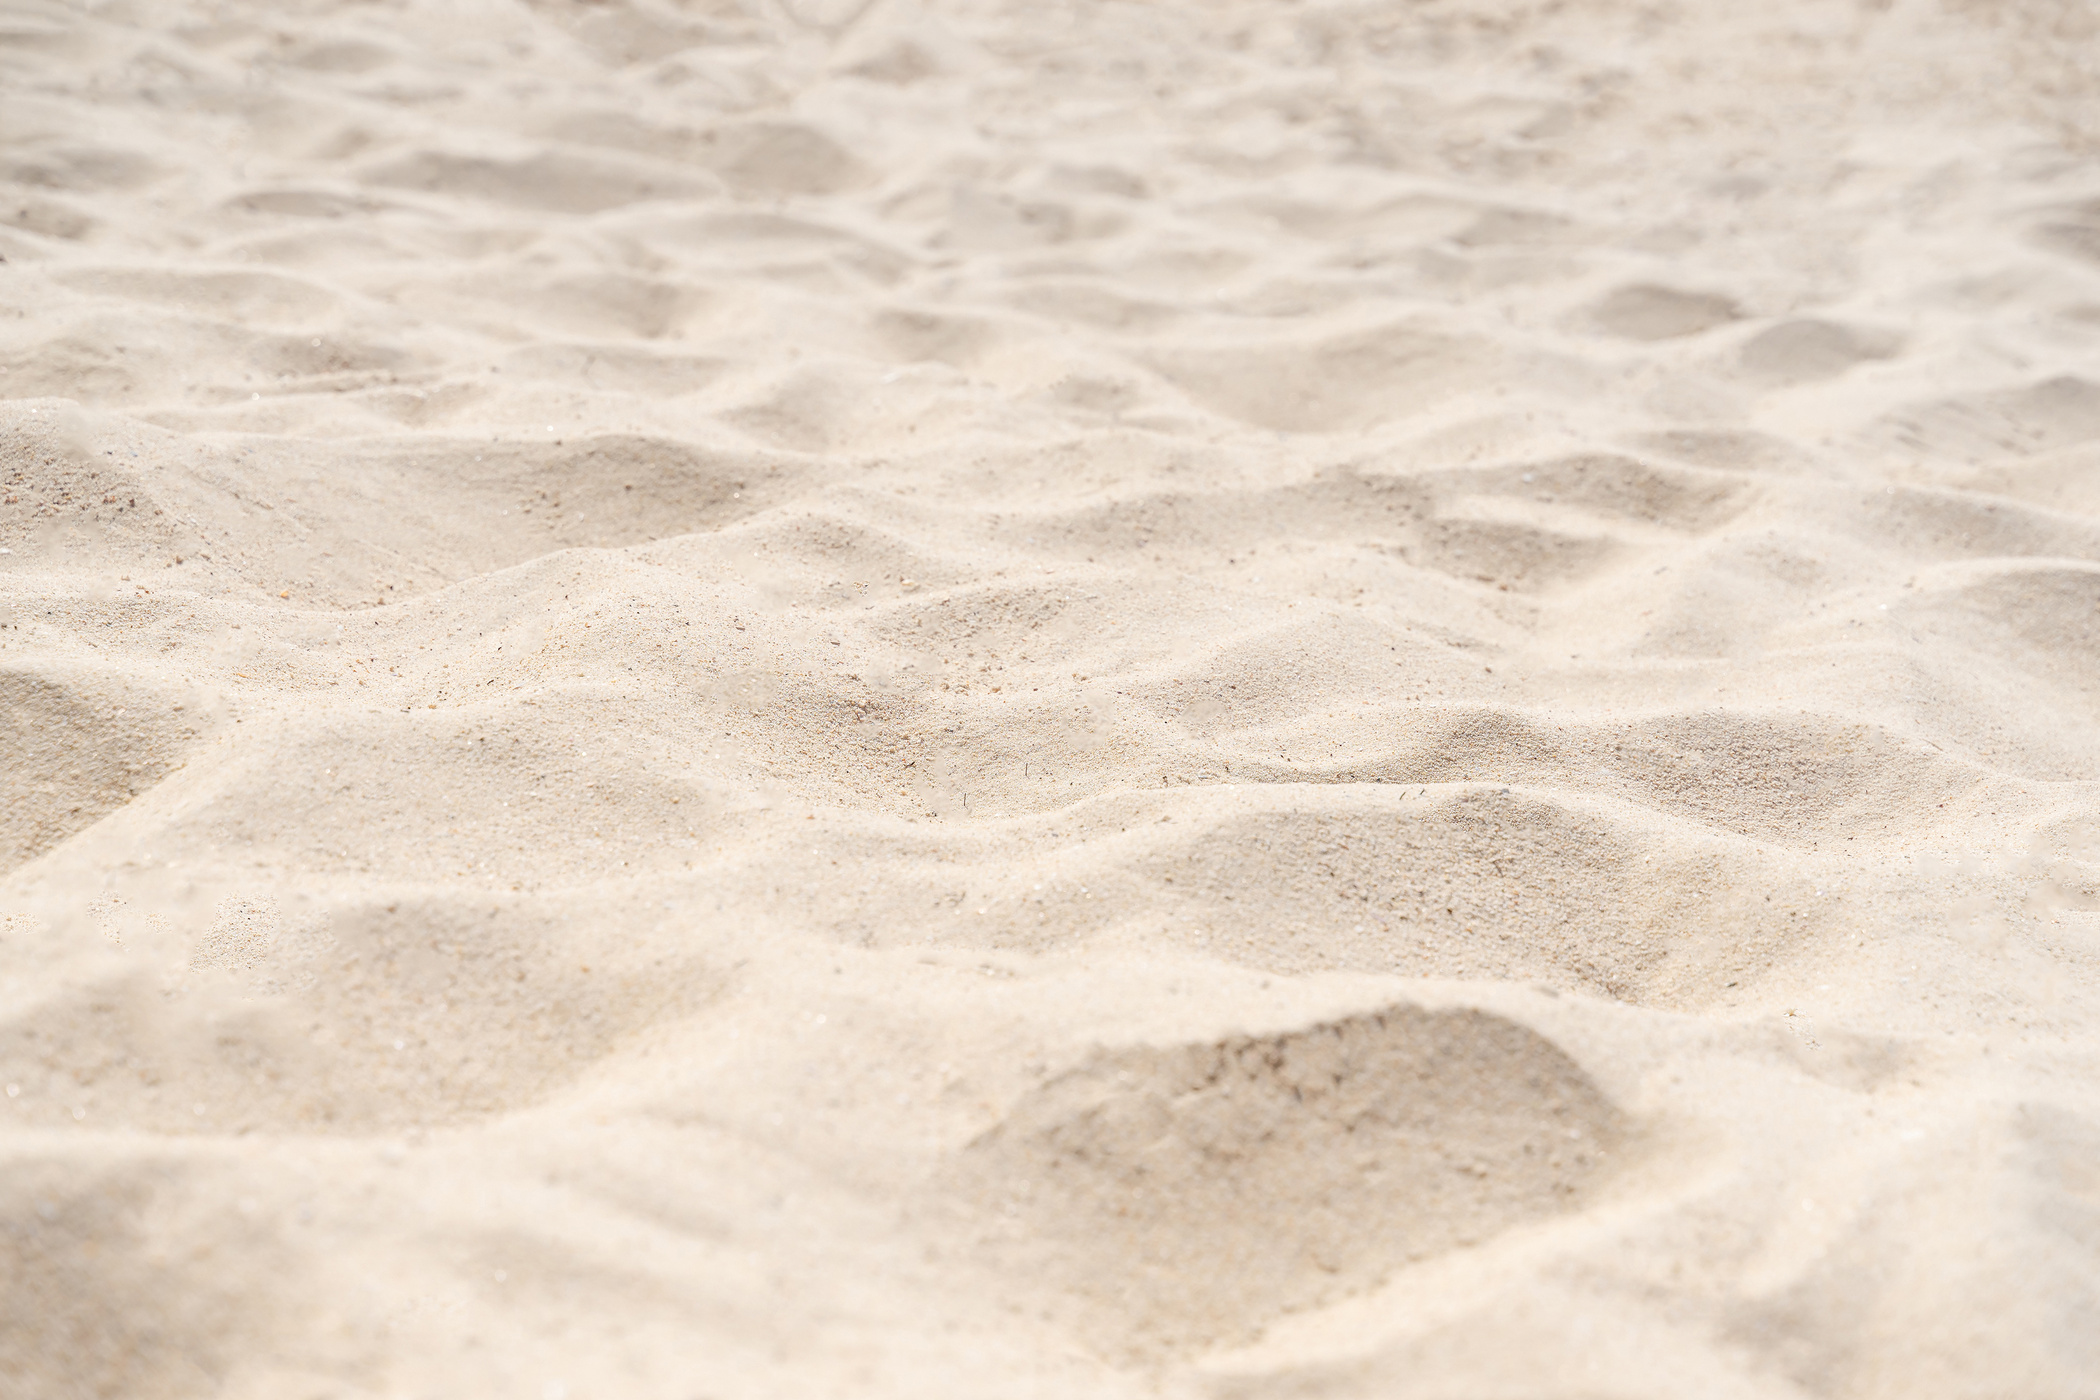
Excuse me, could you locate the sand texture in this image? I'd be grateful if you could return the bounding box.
[5,0,2100,1395]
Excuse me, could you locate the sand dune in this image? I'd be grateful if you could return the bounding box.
[4,0,2099,1396]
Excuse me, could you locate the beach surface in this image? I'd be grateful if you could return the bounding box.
[4,1,2100,1396]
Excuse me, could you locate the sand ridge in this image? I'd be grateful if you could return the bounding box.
[3,0,2100,1396]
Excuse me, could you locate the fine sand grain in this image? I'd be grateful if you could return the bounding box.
[4,1,2099,1396]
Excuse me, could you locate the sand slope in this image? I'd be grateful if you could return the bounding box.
[4,0,2100,1396]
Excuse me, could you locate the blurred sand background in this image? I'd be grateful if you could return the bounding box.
[4,0,2100,1396]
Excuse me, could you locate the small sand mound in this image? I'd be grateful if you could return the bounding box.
[955,1003,1628,1358]
[0,670,189,875]
[0,1160,299,1400]
[0,896,718,1136]
[1585,283,1741,341]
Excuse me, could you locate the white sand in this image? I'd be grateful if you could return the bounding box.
[4,1,2099,1395]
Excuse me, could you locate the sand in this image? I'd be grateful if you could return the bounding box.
[4,0,2099,1395]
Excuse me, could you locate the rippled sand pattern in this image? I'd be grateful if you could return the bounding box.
[4,1,2099,1396]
